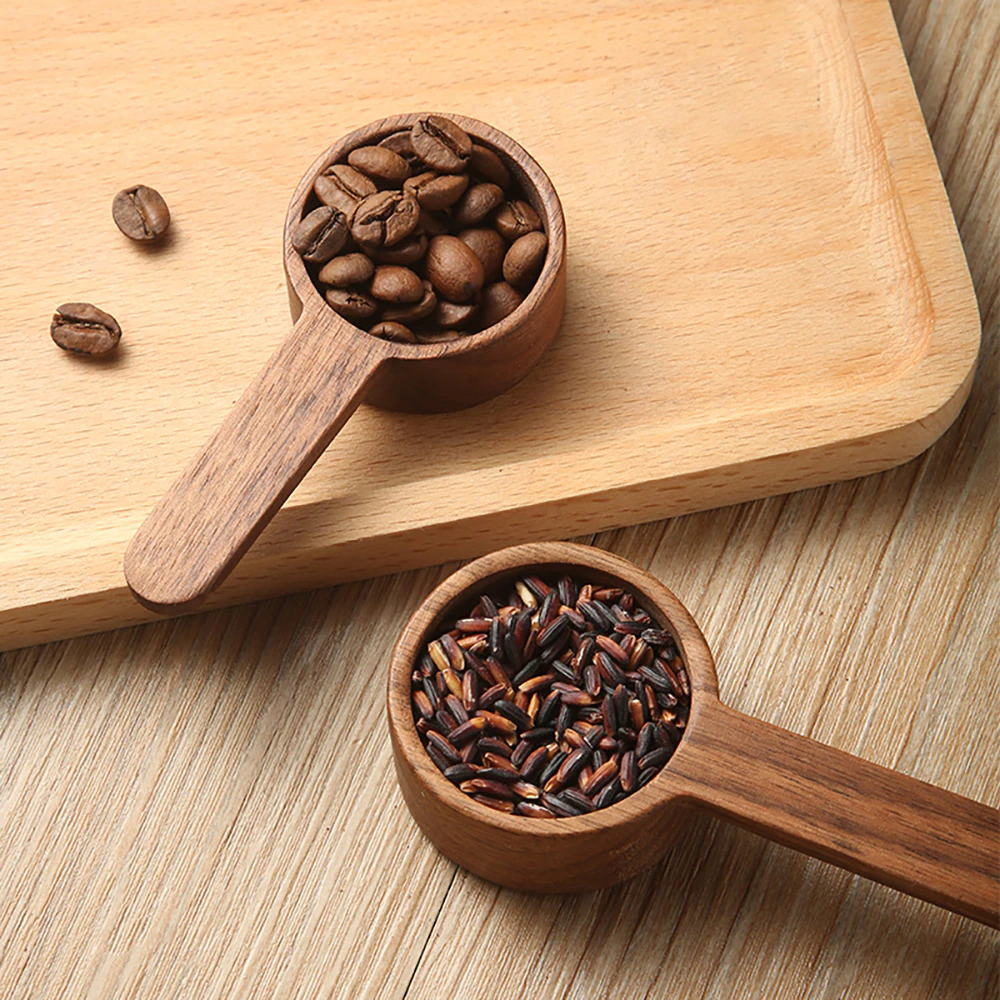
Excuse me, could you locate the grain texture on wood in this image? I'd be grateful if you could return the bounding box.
[0,0,979,649]
[1,0,999,997]
[675,704,999,926]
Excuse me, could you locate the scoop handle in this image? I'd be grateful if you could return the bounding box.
[124,311,387,613]
[672,702,999,926]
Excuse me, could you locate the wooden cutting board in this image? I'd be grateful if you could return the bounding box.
[0,0,979,651]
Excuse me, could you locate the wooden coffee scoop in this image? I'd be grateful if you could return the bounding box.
[387,542,1000,927]
[124,114,566,613]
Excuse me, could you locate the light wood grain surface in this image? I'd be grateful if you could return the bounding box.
[1,0,998,997]
[0,0,981,649]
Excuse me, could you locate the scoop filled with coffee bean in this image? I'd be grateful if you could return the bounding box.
[291,115,548,343]
[388,543,999,927]
[125,114,565,613]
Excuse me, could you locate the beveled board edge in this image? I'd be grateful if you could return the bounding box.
[0,0,981,652]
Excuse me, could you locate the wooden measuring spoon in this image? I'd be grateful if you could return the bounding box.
[124,114,566,613]
[387,542,999,927]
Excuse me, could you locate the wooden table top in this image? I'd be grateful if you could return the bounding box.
[1,0,997,996]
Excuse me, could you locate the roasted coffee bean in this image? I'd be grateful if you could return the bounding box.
[503,230,548,289]
[404,171,470,211]
[476,281,523,329]
[369,233,428,266]
[291,205,348,263]
[370,265,424,303]
[371,321,416,343]
[493,199,542,241]
[411,115,472,173]
[314,163,377,215]
[112,184,170,242]
[348,145,411,186]
[451,182,504,229]
[50,302,121,357]
[351,190,420,249]
[425,235,485,303]
[413,208,448,237]
[318,252,375,287]
[416,328,459,344]
[379,130,420,165]
[324,288,377,324]
[434,299,479,330]
[469,143,510,189]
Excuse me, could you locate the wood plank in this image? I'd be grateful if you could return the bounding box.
[0,0,980,649]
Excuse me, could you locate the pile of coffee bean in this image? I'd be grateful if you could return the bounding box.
[410,574,691,818]
[293,115,548,344]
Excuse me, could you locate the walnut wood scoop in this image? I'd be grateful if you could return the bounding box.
[124,115,566,613]
[387,542,1000,927]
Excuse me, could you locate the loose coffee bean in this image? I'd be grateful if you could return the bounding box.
[371,321,416,343]
[369,233,428,266]
[411,573,690,818]
[318,252,374,288]
[291,205,348,263]
[493,199,542,242]
[452,182,504,229]
[50,302,121,356]
[112,185,170,242]
[434,298,479,329]
[383,282,437,323]
[477,281,523,329]
[370,265,424,303]
[314,164,377,216]
[351,190,420,249]
[458,228,507,283]
[425,235,485,304]
[503,231,548,290]
[348,145,412,186]
[469,144,511,189]
[411,115,472,173]
[325,288,377,324]
[404,171,470,211]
